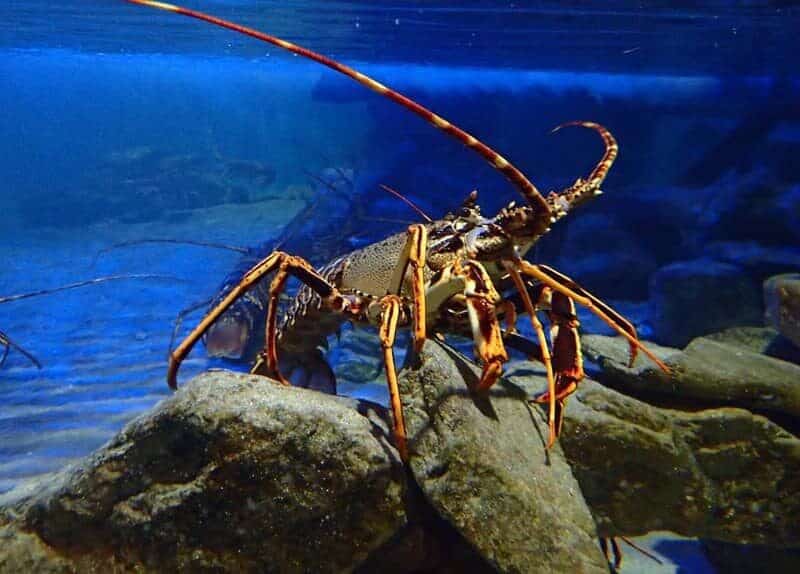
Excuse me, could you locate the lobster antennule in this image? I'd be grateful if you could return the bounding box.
[379,184,433,223]
[124,0,551,216]
[547,121,619,221]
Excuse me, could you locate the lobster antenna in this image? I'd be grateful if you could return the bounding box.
[93,238,250,266]
[548,121,618,220]
[0,274,178,304]
[619,536,664,565]
[379,184,433,223]
[125,1,551,216]
[302,169,351,202]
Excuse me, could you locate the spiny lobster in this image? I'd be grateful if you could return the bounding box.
[127,0,670,461]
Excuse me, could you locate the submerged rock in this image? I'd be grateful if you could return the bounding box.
[582,333,800,418]
[553,378,800,546]
[5,339,797,572]
[1,372,408,573]
[0,355,608,574]
[764,273,800,349]
[400,341,609,574]
[702,326,800,365]
[649,259,762,347]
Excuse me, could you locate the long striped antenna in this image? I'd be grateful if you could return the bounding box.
[0,274,179,304]
[547,121,618,222]
[125,1,551,216]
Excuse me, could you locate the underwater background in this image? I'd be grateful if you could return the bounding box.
[1,1,799,571]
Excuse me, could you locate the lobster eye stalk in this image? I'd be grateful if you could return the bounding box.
[124,0,551,216]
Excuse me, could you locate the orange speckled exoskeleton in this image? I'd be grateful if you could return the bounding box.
[127,0,670,462]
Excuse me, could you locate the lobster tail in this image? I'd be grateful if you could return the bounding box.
[547,121,618,221]
[125,1,552,216]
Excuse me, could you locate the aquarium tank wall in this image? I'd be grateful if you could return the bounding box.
[0,1,798,572]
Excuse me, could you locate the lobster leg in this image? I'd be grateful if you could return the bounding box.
[168,297,213,355]
[457,261,509,391]
[426,260,509,390]
[600,537,623,571]
[388,224,428,352]
[168,251,345,389]
[531,291,584,440]
[503,264,558,446]
[376,294,409,461]
[371,224,428,461]
[0,329,42,369]
[251,262,294,385]
[496,288,583,444]
[0,332,9,368]
[516,261,670,373]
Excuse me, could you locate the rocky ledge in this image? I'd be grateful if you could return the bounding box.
[1,338,799,572]
[573,331,800,546]
[0,342,606,574]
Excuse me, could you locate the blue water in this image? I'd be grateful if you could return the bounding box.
[0,2,798,570]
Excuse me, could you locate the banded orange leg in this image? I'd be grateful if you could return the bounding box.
[168,251,346,389]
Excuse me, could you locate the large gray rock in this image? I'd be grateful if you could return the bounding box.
[582,334,800,418]
[701,326,800,364]
[649,259,762,347]
[764,273,800,349]
[399,341,609,574]
[0,372,408,573]
[504,372,800,547]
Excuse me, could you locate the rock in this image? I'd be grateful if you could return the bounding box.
[0,372,408,573]
[701,325,785,353]
[504,372,800,547]
[702,326,800,365]
[399,340,609,574]
[649,259,763,347]
[582,333,800,418]
[764,273,800,348]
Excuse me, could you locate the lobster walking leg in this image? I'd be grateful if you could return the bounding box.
[532,291,584,440]
[0,329,42,369]
[516,261,670,373]
[373,224,429,460]
[503,264,558,446]
[377,295,408,461]
[0,332,10,368]
[458,261,509,391]
[388,224,428,352]
[600,537,623,571]
[252,262,293,385]
[168,251,345,388]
